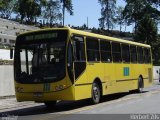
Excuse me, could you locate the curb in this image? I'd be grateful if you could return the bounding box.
[0,95,15,100]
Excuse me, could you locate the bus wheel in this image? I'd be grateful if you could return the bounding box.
[91,82,101,104]
[138,76,144,93]
[44,101,57,109]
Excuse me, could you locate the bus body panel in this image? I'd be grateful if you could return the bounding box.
[103,63,117,95]
[74,63,152,101]
[15,86,75,102]
[74,85,92,100]
[74,66,90,100]
[15,76,75,101]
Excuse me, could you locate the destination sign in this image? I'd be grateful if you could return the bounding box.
[25,33,58,41]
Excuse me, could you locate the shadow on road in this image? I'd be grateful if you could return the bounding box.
[0,90,149,117]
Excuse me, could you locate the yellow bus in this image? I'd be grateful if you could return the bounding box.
[12,27,153,107]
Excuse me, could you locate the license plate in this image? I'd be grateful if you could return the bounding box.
[33,92,43,97]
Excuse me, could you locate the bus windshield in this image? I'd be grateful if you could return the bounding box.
[14,30,68,83]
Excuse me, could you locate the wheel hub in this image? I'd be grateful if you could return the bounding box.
[93,86,99,100]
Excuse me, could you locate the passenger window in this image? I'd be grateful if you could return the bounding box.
[112,42,122,62]
[130,45,137,63]
[137,47,144,63]
[148,49,151,63]
[100,40,112,62]
[73,36,86,61]
[122,44,130,63]
[144,48,151,63]
[86,37,100,62]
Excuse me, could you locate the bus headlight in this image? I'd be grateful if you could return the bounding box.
[55,85,66,91]
[15,87,23,93]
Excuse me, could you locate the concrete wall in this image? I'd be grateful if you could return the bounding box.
[0,34,16,46]
[0,65,159,97]
[0,49,13,60]
[0,65,15,97]
[153,66,160,81]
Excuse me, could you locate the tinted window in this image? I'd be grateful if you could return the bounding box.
[137,47,144,63]
[86,37,100,62]
[130,45,137,63]
[14,30,68,84]
[144,48,151,63]
[148,48,151,63]
[73,36,86,61]
[67,41,74,82]
[122,44,130,63]
[73,36,87,80]
[100,40,112,62]
[112,42,122,62]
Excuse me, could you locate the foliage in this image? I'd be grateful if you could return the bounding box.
[123,0,160,33]
[0,0,74,26]
[0,59,13,65]
[0,0,16,19]
[131,5,159,64]
[135,15,158,45]
[98,0,116,30]
[123,0,147,32]
[152,38,160,65]
[60,0,73,15]
[147,0,160,7]
[115,6,124,32]
[14,0,46,24]
[43,0,62,26]
[60,0,73,25]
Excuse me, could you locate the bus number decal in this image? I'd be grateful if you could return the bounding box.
[124,67,130,76]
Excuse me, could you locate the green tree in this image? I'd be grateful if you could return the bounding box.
[115,6,124,33]
[135,15,159,64]
[0,0,16,19]
[123,0,160,33]
[60,0,73,26]
[43,0,62,26]
[147,0,160,7]
[152,38,160,65]
[123,0,147,33]
[135,15,158,45]
[98,0,116,30]
[15,0,46,24]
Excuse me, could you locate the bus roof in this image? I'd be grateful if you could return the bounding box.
[18,27,151,48]
[69,28,150,48]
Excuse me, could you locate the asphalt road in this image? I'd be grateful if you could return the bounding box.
[0,81,160,120]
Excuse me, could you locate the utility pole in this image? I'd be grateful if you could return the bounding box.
[87,17,89,28]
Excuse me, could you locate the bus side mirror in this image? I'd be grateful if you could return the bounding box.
[10,48,13,59]
[156,70,159,74]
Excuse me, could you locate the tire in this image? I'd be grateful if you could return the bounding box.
[91,82,101,104]
[44,101,57,109]
[138,77,144,93]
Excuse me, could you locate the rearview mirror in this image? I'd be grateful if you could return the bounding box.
[10,48,13,59]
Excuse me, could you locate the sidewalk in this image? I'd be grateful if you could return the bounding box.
[0,97,40,111]
[0,95,15,100]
